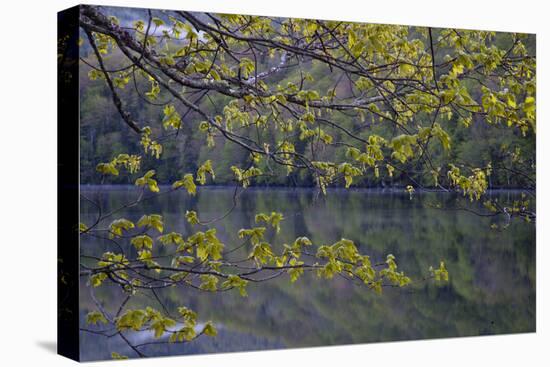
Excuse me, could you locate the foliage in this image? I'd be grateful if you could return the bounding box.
[76,5,535,359]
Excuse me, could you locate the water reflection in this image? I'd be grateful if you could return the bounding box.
[79,186,535,361]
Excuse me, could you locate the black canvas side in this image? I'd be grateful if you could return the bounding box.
[57,4,81,362]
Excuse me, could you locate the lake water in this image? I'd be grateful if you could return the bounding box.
[79,186,535,361]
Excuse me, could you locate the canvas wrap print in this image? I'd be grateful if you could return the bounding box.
[57,4,536,362]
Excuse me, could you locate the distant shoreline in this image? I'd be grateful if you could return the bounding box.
[79,183,533,194]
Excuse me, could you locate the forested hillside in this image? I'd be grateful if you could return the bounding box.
[79,29,535,189]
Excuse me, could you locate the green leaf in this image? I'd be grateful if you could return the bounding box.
[158,232,184,245]
[249,241,275,265]
[199,274,219,291]
[190,228,224,261]
[135,170,160,193]
[185,210,199,225]
[162,105,182,130]
[152,17,165,27]
[109,218,135,238]
[238,227,266,245]
[432,123,452,151]
[209,69,221,81]
[79,223,88,233]
[347,29,357,49]
[288,258,304,282]
[96,162,119,176]
[111,352,128,360]
[203,321,217,337]
[173,255,195,266]
[523,96,535,115]
[432,261,449,281]
[255,212,284,233]
[239,58,255,79]
[172,174,196,195]
[221,275,249,296]
[369,279,383,294]
[137,214,164,233]
[90,272,107,287]
[86,311,108,325]
[399,63,415,77]
[115,309,147,331]
[130,234,153,250]
[196,160,215,185]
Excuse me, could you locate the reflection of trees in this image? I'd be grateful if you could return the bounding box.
[80,189,534,359]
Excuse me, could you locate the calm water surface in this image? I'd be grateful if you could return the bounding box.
[79,186,535,360]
